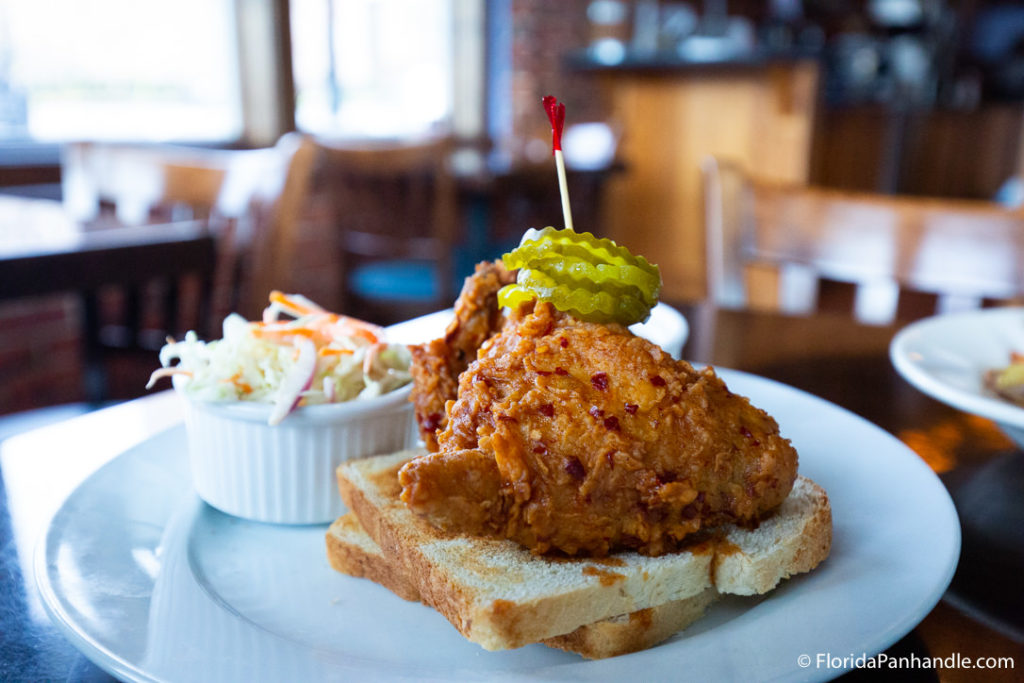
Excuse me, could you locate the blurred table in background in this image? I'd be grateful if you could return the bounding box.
[0,197,211,302]
[0,196,214,407]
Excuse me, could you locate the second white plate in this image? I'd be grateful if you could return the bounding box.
[890,307,1024,446]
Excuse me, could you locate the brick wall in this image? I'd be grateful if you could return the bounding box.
[508,0,609,145]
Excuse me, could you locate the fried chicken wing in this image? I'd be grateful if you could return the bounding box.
[401,301,798,557]
[409,261,515,450]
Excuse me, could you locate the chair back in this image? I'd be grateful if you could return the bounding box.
[62,142,229,226]
[78,223,217,401]
[61,134,320,320]
[229,133,319,318]
[317,137,457,320]
[702,156,1024,324]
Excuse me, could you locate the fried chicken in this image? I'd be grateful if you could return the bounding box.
[409,261,515,450]
[400,300,798,557]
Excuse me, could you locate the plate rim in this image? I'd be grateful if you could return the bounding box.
[33,426,175,683]
[385,301,690,359]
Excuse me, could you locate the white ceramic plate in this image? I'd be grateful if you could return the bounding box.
[890,308,1024,446]
[35,367,958,683]
[385,301,690,360]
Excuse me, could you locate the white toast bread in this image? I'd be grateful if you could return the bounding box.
[334,448,832,652]
[544,588,717,658]
[326,514,718,659]
[327,514,421,602]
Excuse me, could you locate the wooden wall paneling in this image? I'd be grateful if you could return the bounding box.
[595,61,819,301]
[899,105,1024,200]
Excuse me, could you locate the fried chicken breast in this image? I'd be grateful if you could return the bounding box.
[409,261,515,450]
[400,300,798,557]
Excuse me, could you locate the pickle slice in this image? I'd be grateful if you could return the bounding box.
[504,227,659,279]
[497,283,538,311]
[519,269,651,323]
[499,228,662,325]
[525,256,660,307]
[497,282,650,325]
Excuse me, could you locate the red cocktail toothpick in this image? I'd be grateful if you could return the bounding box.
[543,95,574,232]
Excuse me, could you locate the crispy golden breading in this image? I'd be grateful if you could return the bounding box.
[401,301,798,557]
[409,261,515,450]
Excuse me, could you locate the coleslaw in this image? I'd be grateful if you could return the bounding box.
[147,291,412,425]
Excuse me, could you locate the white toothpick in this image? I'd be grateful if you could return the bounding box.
[554,148,574,232]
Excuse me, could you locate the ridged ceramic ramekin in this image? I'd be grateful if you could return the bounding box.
[177,384,416,524]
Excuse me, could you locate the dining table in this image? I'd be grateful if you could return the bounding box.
[0,195,214,302]
[1,300,1021,681]
[0,195,216,405]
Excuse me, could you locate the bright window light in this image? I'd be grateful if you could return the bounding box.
[291,0,453,138]
[0,0,243,143]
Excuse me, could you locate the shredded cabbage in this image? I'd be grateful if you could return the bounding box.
[148,292,412,424]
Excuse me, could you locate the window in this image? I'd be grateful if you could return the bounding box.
[291,0,454,138]
[0,0,243,143]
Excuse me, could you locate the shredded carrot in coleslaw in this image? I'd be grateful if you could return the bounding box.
[319,347,354,357]
[269,290,321,317]
[146,293,411,423]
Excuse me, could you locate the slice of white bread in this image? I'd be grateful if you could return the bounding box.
[327,514,421,602]
[326,513,718,659]
[335,449,832,652]
[544,587,717,659]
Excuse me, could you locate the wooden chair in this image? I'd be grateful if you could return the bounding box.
[62,142,229,226]
[78,224,217,402]
[702,156,1024,326]
[317,137,458,324]
[61,134,320,322]
[223,132,319,319]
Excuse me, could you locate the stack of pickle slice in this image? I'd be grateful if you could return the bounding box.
[498,227,662,326]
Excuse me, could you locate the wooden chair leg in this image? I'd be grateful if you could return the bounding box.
[197,272,213,339]
[162,277,180,341]
[80,290,107,404]
[125,286,141,349]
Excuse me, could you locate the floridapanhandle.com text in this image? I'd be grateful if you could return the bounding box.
[797,652,1015,671]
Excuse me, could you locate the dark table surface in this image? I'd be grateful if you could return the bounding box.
[1,302,1022,681]
[0,198,211,302]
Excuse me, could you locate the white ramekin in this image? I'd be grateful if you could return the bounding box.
[176,381,416,524]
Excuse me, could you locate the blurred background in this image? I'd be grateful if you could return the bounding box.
[3,0,1024,415]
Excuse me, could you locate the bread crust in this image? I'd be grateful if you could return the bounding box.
[326,516,421,602]
[714,478,833,595]
[543,588,717,659]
